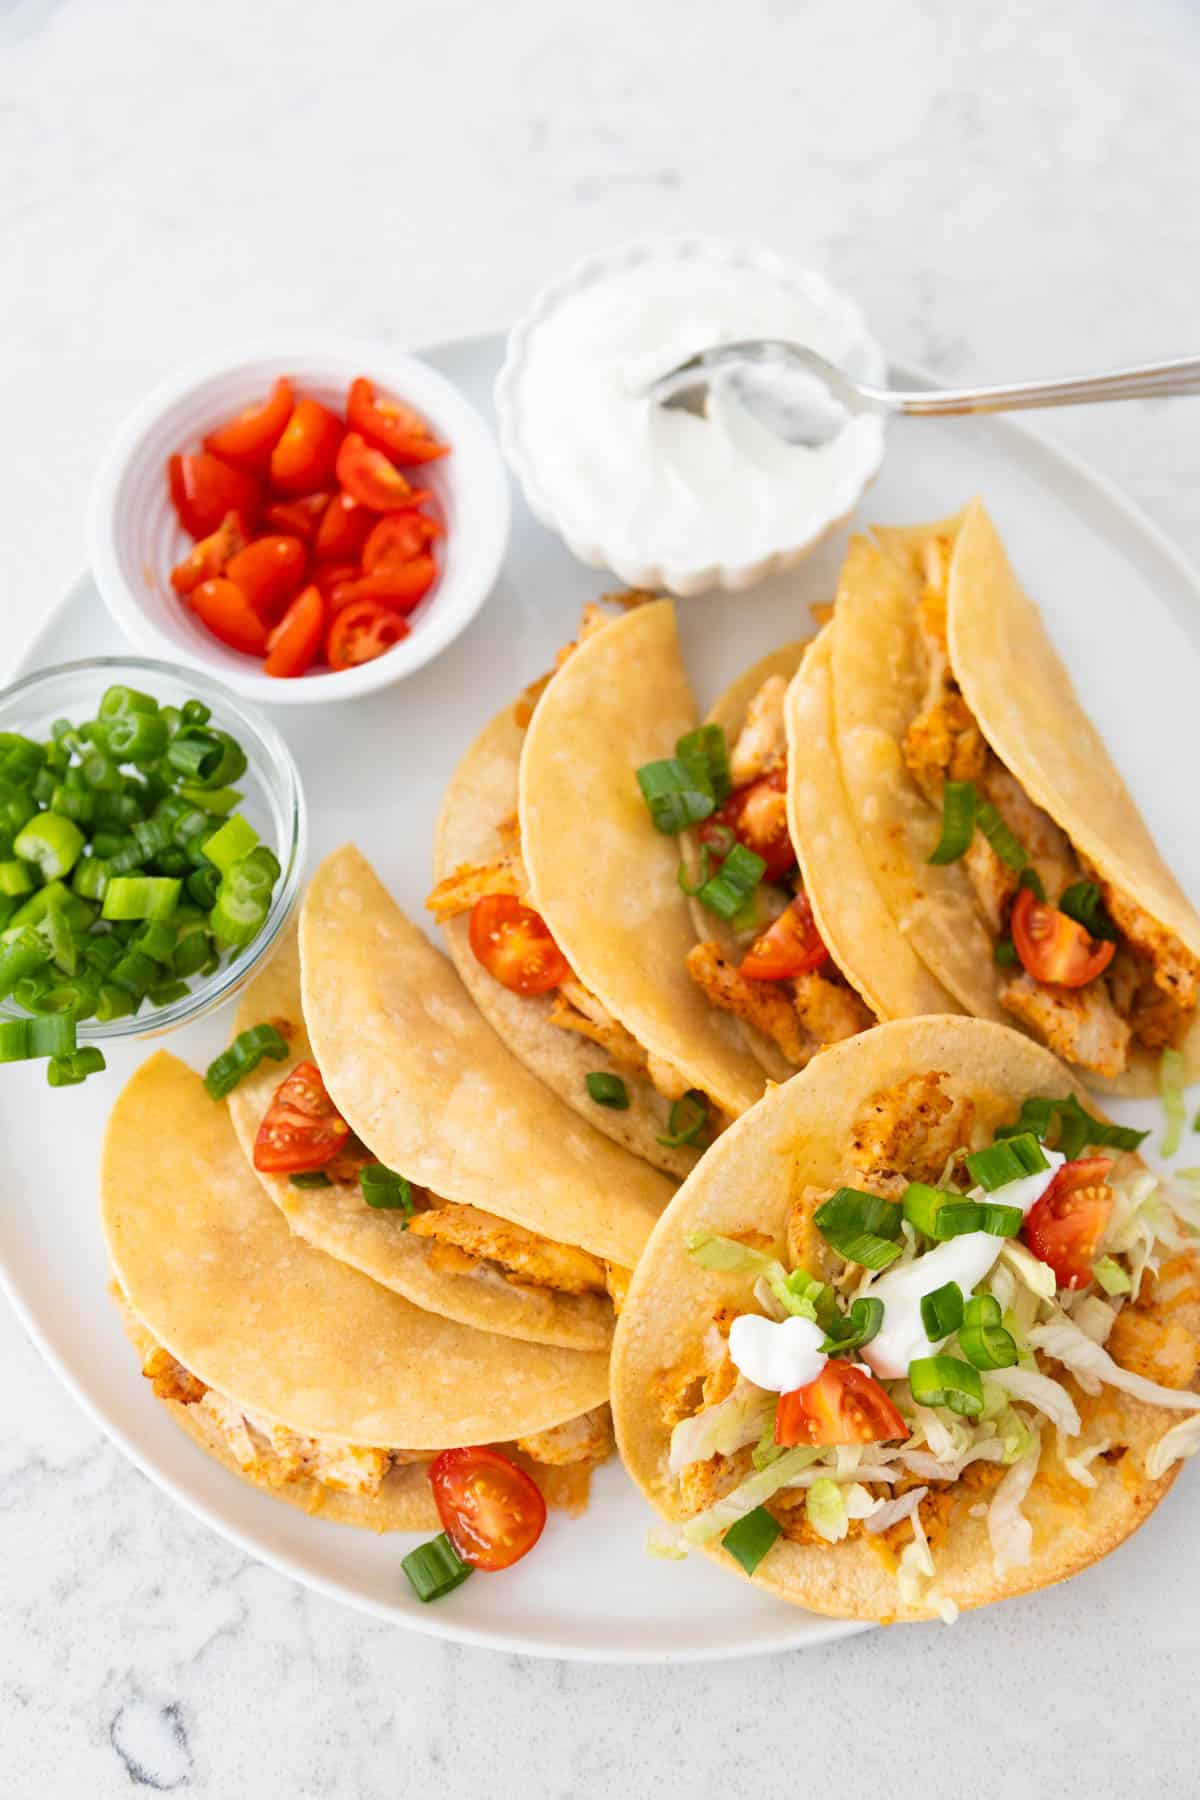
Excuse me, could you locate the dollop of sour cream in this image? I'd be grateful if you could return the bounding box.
[729,1313,827,1394]
[511,250,884,582]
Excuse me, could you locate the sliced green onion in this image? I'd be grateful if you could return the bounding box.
[975,801,1027,871]
[173,929,215,978]
[203,1023,291,1100]
[0,860,36,898]
[920,1281,964,1341]
[635,757,716,835]
[289,1171,332,1189]
[820,1294,885,1356]
[110,947,158,996]
[977,1201,1024,1238]
[675,724,731,807]
[958,1294,1018,1370]
[13,812,85,880]
[46,1046,106,1087]
[1017,865,1045,902]
[907,1353,984,1417]
[95,983,135,1022]
[1059,880,1119,942]
[134,920,177,966]
[186,865,221,909]
[103,711,169,766]
[102,876,181,922]
[1092,1254,1132,1296]
[177,784,243,817]
[80,749,123,792]
[148,978,189,1006]
[201,813,259,873]
[813,1187,903,1270]
[902,1181,981,1240]
[401,1533,473,1603]
[964,1132,1048,1192]
[181,699,212,727]
[677,844,712,898]
[0,927,50,999]
[721,1504,781,1576]
[585,1071,629,1109]
[1161,1048,1187,1158]
[657,1089,708,1149]
[0,1014,77,1061]
[928,779,976,865]
[99,684,158,719]
[995,1093,1146,1157]
[695,841,765,921]
[71,856,110,902]
[360,1165,414,1214]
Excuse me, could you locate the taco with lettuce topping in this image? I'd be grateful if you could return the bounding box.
[829,501,1200,1094]
[612,1014,1200,1621]
[103,1051,614,1535]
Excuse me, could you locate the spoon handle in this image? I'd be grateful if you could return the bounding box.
[874,356,1200,417]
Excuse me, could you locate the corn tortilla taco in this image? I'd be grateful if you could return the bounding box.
[104,1052,613,1531]
[830,501,1200,1094]
[612,1015,1200,1621]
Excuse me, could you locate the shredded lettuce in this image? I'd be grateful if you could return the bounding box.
[896,1503,935,1606]
[806,1478,848,1543]
[645,1527,688,1561]
[685,1232,780,1277]
[668,1381,775,1475]
[909,1403,974,1463]
[1000,1240,1056,1300]
[865,1486,927,1535]
[1028,1316,1200,1412]
[1059,1435,1111,1490]
[681,1445,825,1545]
[987,1435,1041,1576]
[1145,1414,1200,1480]
[844,1482,878,1520]
[1160,1048,1187,1158]
[1091,1256,1131,1298]
[1071,1293,1118,1343]
[989,1365,1081,1436]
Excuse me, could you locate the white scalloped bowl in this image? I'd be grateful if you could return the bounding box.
[496,237,887,597]
[88,336,511,705]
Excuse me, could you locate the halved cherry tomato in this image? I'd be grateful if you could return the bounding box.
[313,490,371,563]
[430,1446,546,1571]
[168,452,261,540]
[203,377,293,473]
[362,511,443,572]
[169,509,248,597]
[1011,887,1116,988]
[253,1061,351,1173]
[1024,1155,1115,1289]
[468,895,568,995]
[326,598,409,671]
[263,491,329,543]
[347,376,449,466]
[739,893,828,981]
[314,563,361,608]
[264,583,326,679]
[269,398,344,495]
[775,1362,908,1447]
[334,557,437,615]
[335,432,418,510]
[188,578,269,656]
[224,535,308,622]
[700,769,795,883]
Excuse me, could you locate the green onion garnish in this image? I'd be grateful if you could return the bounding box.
[1059,880,1119,941]
[995,1093,1146,1157]
[958,1295,1018,1370]
[964,1132,1048,1192]
[1092,1255,1132,1296]
[993,937,1018,967]
[289,1171,332,1189]
[813,1187,903,1270]
[401,1532,473,1603]
[0,1013,77,1061]
[1017,865,1045,901]
[635,758,716,836]
[721,1504,781,1576]
[13,812,86,881]
[675,725,732,808]
[901,1182,981,1240]
[976,1201,1024,1237]
[928,780,976,865]
[819,1294,885,1356]
[657,1089,709,1149]
[360,1165,414,1214]
[204,1022,291,1100]
[907,1353,984,1417]
[919,1280,964,1341]
[975,802,1027,871]
[102,876,182,922]
[585,1071,629,1110]
[201,813,259,874]
[46,1046,106,1088]
[695,841,765,922]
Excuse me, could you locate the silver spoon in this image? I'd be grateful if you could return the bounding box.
[643,340,1200,449]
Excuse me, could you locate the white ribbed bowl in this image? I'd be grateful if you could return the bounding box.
[497,236,888,597]
[88,336,511,705]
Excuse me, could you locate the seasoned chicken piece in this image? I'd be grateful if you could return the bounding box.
[655,1306,738,1432]
[406,1200,609,1297]
[677,1449,749,1518]
[605,1263,631,1313]
[197,1391,258,1469]
[426,853,526,923]
[516,1405,614,1468]
[978,762,1078,901]
[551,977,647,1074]
[141,1346,207,1406]
[786,1183,847,1280]
[999,972,1130,1080]
[702,1307,740,1407]
[1085,863,1200,1014]
[728,674,789,785]
[686,941,813,1066]
[848,1072,976,1191]
[792,969,873,1044]
[1107,1307,1200,1391]
[963,833,1019,935]
[266,1427,392,1497]
[902,593,988,806]
[644,1053,693,1102]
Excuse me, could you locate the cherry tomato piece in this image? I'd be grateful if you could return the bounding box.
[313,490,372,563]
[1011,887,1116,988]
[188,578,269,656]
[775,1362,908,1447]
[253,1061,351,1173]
[335,557,437,615]
[263,491,329,543]
[739,893,828,981]
[1024,1155,1115,1289]
[169,509,248,597]
[326,599,410,671]
[335,432,419,510]
[430,1446,546,1571]
[224,535,308,622]
[269,398,344,496]
[700,769,795,883]
[168,452,261,540]
[263,584,327,679]
[347,376,449,466]
[203,377,293,474]
[362,511,443,572]
[467,895,568,996]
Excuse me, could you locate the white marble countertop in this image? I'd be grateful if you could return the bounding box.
[3,0,1199,1791]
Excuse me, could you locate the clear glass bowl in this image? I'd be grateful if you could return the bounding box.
[0,655,306,1042]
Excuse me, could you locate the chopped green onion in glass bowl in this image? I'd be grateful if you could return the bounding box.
[0,656,305,1078]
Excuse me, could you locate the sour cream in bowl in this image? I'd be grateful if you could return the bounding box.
[497,237,887,596]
